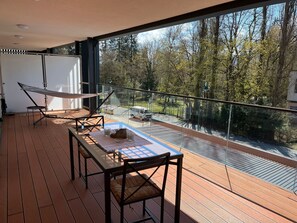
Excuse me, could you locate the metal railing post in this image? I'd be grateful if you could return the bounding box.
[225,104,233,164]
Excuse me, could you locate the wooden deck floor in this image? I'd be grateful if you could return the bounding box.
[1,113,297,223]
[138,125,297,192]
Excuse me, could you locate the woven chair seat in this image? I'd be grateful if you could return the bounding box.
[111,174,161,204]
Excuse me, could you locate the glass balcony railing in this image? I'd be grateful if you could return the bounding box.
[96,84,297,192]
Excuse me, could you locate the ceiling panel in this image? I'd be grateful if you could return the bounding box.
[0,0,234,50]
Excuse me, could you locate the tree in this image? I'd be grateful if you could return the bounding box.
[193,19,208,97]
[209,16,221,99]
[139,41,159,91]
[272,1,297,107]
[99,34,139,87]
[252,5,270,104]
[156,26,184,94]
[221,12,240,101]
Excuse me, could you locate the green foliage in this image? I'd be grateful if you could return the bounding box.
[229,106,284,142]
[99,35,140,87]
[99,3,297,107]
[99,2,297,144]
[52,43,76,55]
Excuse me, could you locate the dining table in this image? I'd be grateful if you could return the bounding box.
[68,122,183,223]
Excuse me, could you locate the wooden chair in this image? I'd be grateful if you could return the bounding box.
[110,152,170,223]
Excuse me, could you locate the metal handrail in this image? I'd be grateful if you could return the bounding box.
[100,83,297,113]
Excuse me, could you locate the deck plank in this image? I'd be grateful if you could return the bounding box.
[18,152,41,222]
[7,117,22,216]
[182,150,297,222]
[181,167,287,223]
[0,117,8,223]
[20,115,52,208]
[37,149,75,223]
[44,121,106,222]
[8,213,24,223]
[39,205,58,223]
[35,125,79,201]
[14,115,26,154]
[71,180,106,222]
[68,198,94,223]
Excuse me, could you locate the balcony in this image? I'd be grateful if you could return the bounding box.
[1,0,297,222]
[1,89,297,222]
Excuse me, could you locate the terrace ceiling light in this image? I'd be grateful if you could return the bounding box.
[16,24,29,30]
[14,35,24,39]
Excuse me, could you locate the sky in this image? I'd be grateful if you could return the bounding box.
[137,27,167,44]
[137,2,284,46]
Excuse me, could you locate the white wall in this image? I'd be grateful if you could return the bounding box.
[0,53,81,113]
[0,54,44,113]
[45,55,81,111]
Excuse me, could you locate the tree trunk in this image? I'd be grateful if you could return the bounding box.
[210,16,220,99]
[256,6,267,102]
[193,19,207,129]
[194,19,207,97]
[259,6,267,68]
[272,1,295,106]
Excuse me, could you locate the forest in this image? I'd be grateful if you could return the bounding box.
[99,1,297,109]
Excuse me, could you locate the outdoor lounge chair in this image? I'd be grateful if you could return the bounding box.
[18,82,113,128]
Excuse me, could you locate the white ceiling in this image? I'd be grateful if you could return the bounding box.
[0,0,233,51]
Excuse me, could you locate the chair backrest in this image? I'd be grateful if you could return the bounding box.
[121,152,170,204]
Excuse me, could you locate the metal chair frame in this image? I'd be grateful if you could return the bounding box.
[111,152,170,223]
[77,142,103,188]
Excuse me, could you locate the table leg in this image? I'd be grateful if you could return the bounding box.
[69,130,75,180]
[175,157,183,223]
[104,172,111,223]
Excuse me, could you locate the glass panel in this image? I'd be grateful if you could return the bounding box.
[228,105,297,191]
[229,105,297,159]
[98,83,297,192]
[99,84,230,164]
[184,99,230,164]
